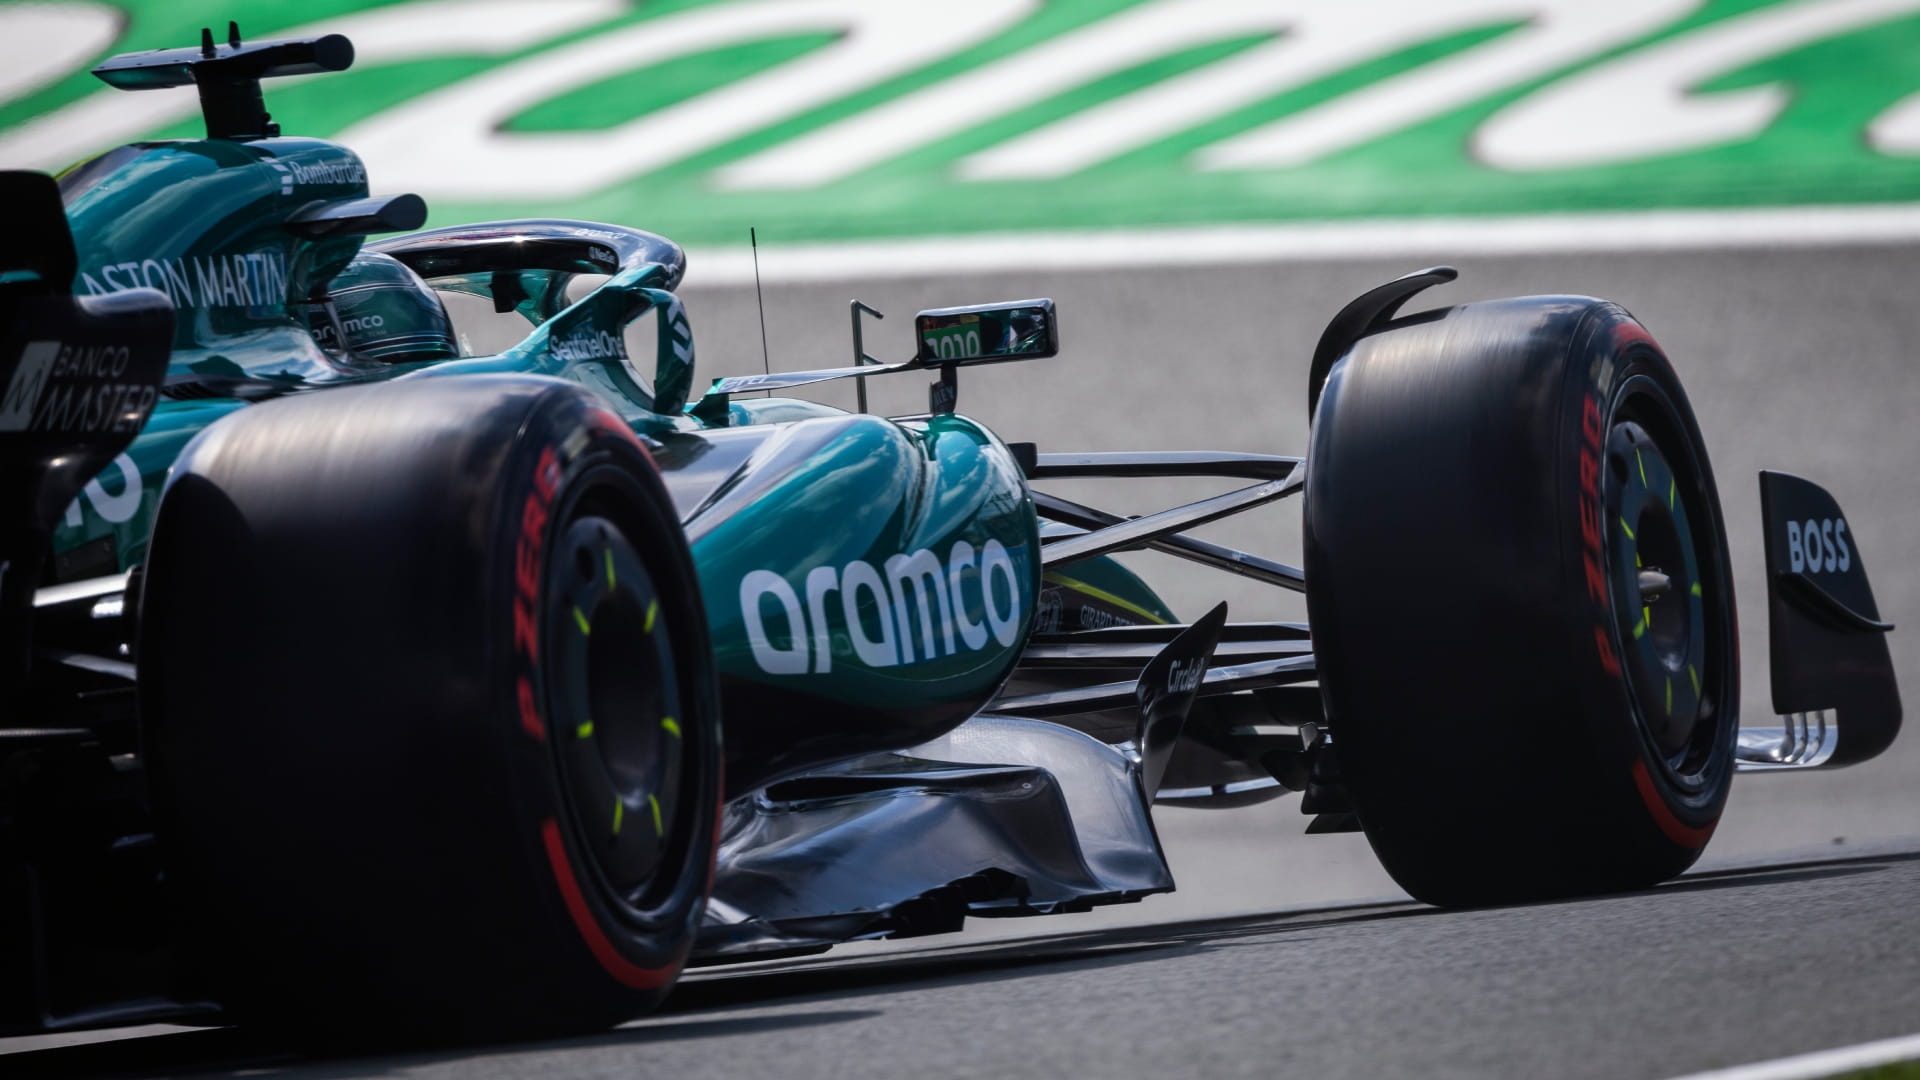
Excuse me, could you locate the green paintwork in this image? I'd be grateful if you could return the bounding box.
[1042,562,1178,629]
[688,412,1039,708]
[48,116,1069,724]
[62,138,367,382]
[55,136,376,577]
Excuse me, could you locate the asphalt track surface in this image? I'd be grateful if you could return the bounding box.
[5,845,1919,1079]
[6,244,1918,1076]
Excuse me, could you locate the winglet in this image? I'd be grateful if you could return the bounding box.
[1134,602,1228,798]
[1759,470,1901,766]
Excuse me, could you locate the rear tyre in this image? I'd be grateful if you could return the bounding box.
[1304,297,1738,907]
[139,376,720,1037]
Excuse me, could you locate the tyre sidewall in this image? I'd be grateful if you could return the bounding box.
[1551,310,1738,866]
[487,399,720,1011]
[1306,298,1739,903]
[139,378,719,1036]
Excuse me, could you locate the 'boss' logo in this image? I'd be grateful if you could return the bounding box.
[1786,518,1851,575]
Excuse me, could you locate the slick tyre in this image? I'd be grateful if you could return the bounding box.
[139,376,720,1038]
[1304,297,1738,907]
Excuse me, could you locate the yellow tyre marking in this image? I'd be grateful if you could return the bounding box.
[1690,582,1702,597]
[644,599,658,634]
[648,794,663,837]
[1633,609,1649,640]
[1688,663,1700,696]
[1665,677,1673,715]
[605,548,616,589]
[572,605,591,636]
[1620,517,1636,542]
[1636,449,1648,487]
[575,721,594,740]
[661,716,681,738]
[1668,477,1676,511]
[612,800,625,836]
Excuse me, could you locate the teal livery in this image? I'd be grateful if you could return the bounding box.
[51,96,1060,772]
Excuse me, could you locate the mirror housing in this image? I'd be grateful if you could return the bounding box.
[914,299,1057,366]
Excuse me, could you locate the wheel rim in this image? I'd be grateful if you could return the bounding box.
[1602,376,1729,789]
[546,512,689,912]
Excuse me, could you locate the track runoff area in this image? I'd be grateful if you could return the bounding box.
[7,0,1920,1074]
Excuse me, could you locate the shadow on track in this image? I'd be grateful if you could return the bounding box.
[669,901,1433,1014]
[1651,863,1885,897]
[1,1008,883,1080]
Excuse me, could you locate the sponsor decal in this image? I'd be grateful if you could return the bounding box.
[588,245,618,265]
[513,445,563,741]
[1786,518,1851,575]
[1577,390,1623,678]
[552,327,627,363]
[1166,656,1205,694]
[1077,605,1134,630]
[80,250,289,312]
[0,341,156,437]
[928,375,958,414]
[282,157,367,187]
[62,453,142,528]
[1033,585,1062,633]
[312,313,386,344]
[0,341,59,431]
[665,299,693,368]
[739,539,1022,675]
[711,371,785,394]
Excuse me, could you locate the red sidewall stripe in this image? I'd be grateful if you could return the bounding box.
[540,817,679,990]
[1630,759,1715,850]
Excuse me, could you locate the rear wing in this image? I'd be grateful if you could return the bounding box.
[93,23,352,141]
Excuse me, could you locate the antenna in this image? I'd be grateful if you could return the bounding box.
[750,227,771,394]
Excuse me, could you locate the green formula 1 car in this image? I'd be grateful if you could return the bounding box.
[0,27,1901,1040]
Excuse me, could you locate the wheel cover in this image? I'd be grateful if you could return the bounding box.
[546,514,688,912]
[1601,376,1729,790]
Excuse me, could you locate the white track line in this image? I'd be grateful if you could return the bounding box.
[681,203,1920,286]
[1666,1032,1920,1080]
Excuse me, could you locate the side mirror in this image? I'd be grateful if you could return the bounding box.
[914,299,1057,366]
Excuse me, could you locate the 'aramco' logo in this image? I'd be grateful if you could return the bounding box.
[739,540,1023,675]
